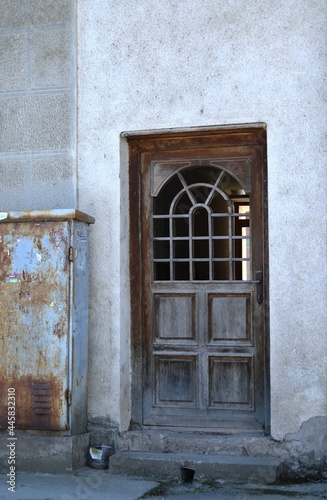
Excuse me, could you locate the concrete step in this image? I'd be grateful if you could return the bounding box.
[0,432,89,473]
[110,451,283,484]
[116,429,268,456]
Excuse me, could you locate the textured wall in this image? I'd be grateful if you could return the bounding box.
[0,0,75,210]
[1,0,325,442]
[77,0,327,439]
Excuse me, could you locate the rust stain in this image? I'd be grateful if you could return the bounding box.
[0,209,94,224]
[0,235,12,279]
[0,220,70,431]
[49,226,65,245]
[34,238,42,252]
[54,323,64,339]
[0,374,65,430]
[36,348,48,373]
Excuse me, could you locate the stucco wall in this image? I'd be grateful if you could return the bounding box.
[0,0,325,443]
[77,0,327,440]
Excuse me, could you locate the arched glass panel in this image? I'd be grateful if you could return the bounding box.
[152,166,250,281]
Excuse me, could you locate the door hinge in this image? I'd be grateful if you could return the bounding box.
[68,246,74,262]
[65,389,72,406]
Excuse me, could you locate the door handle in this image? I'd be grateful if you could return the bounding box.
[249,270,263,304]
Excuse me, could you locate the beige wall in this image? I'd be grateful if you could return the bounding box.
[77,0,327,440]
[0,0,326,442]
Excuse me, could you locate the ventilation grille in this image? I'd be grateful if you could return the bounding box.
[32,381,52,416]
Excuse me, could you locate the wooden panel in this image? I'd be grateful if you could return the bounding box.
[155,356,196,405]
[208,294,250,341]
[209,357,253,409]
[154,294,196,341]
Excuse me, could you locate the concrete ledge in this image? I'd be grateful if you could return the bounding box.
[0,433,89,473]
[116,429,265,455]
[110,451,283,484]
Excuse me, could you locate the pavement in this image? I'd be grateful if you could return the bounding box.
[146,480,327,499]
[0,469,157,499]
[0,469,326,500]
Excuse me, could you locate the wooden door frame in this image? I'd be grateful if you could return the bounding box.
[125,124,270,433]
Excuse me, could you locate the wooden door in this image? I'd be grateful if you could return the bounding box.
[129,127,268,432]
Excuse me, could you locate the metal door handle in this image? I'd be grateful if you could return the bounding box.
[249,270,263,284]
[249,270,263,304]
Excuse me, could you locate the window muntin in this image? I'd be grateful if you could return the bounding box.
[153,167,250,281]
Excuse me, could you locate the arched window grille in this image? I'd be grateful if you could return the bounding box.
[153,166,250,281]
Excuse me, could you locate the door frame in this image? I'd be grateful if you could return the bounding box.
[126,124,270,433]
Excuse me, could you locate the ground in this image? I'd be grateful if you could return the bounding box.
[142,477,327,499]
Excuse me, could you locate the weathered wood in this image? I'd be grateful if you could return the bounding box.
[128,127,268,431]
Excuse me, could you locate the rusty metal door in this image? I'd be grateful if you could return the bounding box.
[0,219,70,431]
[128,127,268,432]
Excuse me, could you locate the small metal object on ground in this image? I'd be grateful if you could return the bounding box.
[87,445,112,469]
[180,466,195,483]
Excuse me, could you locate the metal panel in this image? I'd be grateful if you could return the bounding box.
[0,209,95,224]
[0,211,94,434]
[0,220,70,431]
[69,220,90,434]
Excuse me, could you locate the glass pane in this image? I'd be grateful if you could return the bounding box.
[232,200,250,280]
[181,166,220,185]
[210,192,229,214]
[173,217,189,237]
[154,262,170,280]
[242,227,251,280]
[213,261,229,280]
[193,239,209,258]
[153,175,183,215]
[153,240,169,259]
[212,215,229,239]
[174,240,189,258]
[153,218,169,237]
[213,239,229,258]
[238,205,250,219]
[174,261,189,280]
[193,207,209,236]
[174,192,193,215]
[153,167,250,282]
[190,185,212,204]
[193,261,209,280]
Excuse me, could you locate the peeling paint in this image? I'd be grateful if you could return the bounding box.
[0,220,69,430]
